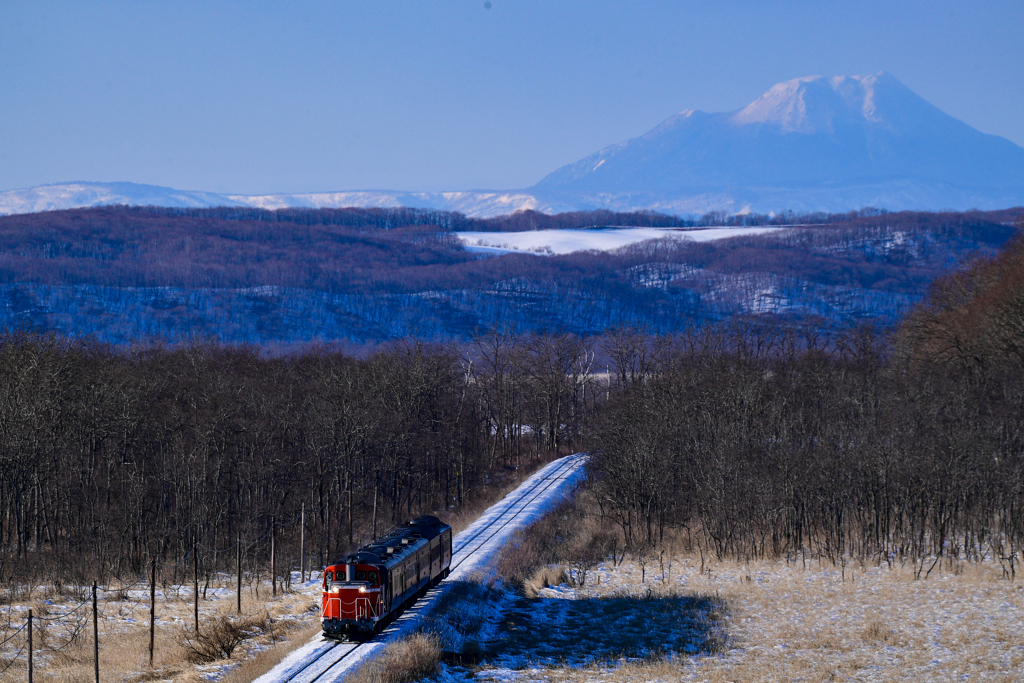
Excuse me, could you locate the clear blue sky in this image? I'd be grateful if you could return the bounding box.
[2,0,1022,194]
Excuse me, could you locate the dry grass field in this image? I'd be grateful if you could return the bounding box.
[7,546,1021,682]
[0,575,322,683]
[426,555,1024,683]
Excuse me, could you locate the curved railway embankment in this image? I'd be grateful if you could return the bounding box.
[254,452,587,683]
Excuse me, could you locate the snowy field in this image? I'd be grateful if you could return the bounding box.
[255,453,588,683]
[425,556,1024,683]
[0,569,320,683]
[455,227,784,255]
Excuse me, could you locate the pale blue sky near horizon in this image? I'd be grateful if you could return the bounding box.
[2,0,1022,195]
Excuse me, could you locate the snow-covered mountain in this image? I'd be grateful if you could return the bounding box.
[0,182,249,214]
[531,72,1024,214]
[0,182,554,218]
[3,73,1023,218]
[223,189,565,216]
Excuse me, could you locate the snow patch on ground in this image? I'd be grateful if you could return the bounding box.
[431,555,1024,682]
[456,227,784,255]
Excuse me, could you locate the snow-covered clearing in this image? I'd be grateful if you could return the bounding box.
[456,227,784,255]
[421,578,724,678]
[254,453,587,683]
[426,556,1024,683]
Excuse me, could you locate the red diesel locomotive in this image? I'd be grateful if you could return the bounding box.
[321,516,452,640]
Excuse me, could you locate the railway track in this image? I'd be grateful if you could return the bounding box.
[448,452,587,575]
[275,640,359,683]
[262,452,587,683]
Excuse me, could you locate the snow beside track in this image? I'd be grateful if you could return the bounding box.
[255,453,587,683]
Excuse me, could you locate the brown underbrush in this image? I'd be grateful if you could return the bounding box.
[495,495,616,595]
[179,612,275,664]
[347,633,442,683]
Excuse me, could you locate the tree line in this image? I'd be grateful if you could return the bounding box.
[590,238,1024,577]
[126,202,1024,232]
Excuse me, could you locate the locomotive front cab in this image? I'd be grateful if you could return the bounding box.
[321,557,387,640]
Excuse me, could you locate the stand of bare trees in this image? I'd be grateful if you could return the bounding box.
[591,319,1024,577]
[0,333,599,587]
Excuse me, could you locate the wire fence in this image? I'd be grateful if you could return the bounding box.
[0,621,26,648]
[0,643,26,676]
[0,510,322,679]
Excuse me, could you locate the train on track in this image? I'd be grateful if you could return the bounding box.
[320,515,452,640]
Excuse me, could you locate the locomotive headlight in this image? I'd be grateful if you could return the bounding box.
[359,586,366,593]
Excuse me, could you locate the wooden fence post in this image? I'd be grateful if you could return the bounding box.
[193,543,199,635]
[93,582,100,683]
[149,559,156,668]
[300,503,306,584]
[236,536,242,614]
[27,609,33,683]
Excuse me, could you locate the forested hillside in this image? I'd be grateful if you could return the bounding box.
[0,206,1018,344]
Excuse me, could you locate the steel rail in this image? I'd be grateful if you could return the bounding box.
[301,642,362,683]
[449,453,586,560]
[449,453,587,573]
[278,641,358,683]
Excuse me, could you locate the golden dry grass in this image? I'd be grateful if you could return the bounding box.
[347,633,441,683]
[522,566,569,598]
[461,555,1024,683]
[217,622,322,683]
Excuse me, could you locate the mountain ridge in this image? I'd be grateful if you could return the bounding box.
[4,73,1023,218]
[0,182,560,219]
